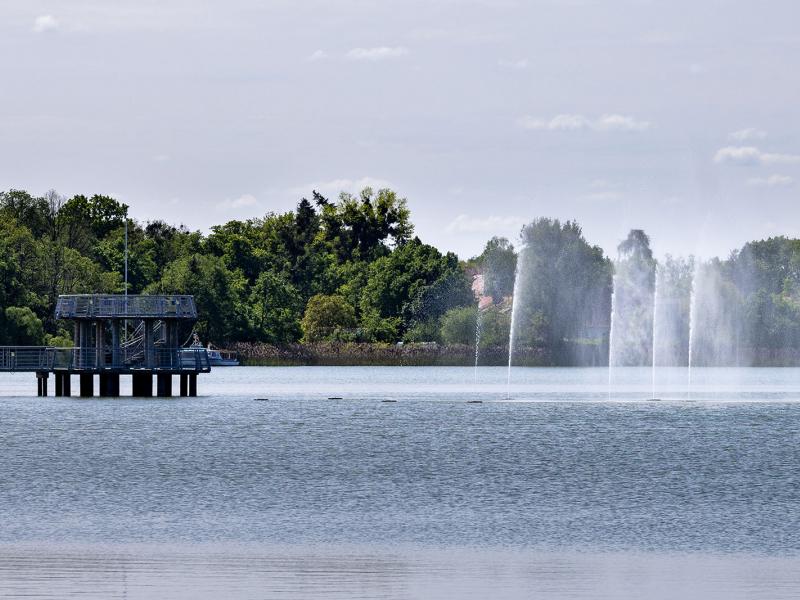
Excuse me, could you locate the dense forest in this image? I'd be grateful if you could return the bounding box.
[0,188,475,348]
[1,187,799,365]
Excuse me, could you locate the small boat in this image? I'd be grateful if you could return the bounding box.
[206,346,240,367]
[189,333,240,367]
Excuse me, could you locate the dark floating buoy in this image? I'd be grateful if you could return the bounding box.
[466,400,483,404]
[381,399,397,403]
[254,398,269,401]
[328,396,343,400]
[647,398,661,402]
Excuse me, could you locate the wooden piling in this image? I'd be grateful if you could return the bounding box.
[80,373,93,397]
[157,373,172,397]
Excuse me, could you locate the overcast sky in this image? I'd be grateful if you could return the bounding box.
[1,0,798,260]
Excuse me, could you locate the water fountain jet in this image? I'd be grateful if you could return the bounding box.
[506,250,525,400]
[651,264,660,400]
[474,304,484,384]
[687,260,699,401]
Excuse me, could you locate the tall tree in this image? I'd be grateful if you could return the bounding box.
[479,236,517,302]
[514,219,612,362]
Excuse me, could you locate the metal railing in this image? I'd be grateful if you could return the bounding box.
[0,347,210,373]
[55,295,198,320]
[0,347,51,371]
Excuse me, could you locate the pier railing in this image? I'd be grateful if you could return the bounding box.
[55,295,198,320]
[0,347,210,373]
[0,347,51,371]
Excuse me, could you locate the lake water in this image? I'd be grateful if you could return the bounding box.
[1,366,799,598]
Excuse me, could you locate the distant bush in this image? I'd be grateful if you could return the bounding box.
[440,305,511,348]
[440,306,477,345]
[301,294,358,342]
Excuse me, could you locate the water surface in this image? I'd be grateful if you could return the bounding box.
[1,366,798,598]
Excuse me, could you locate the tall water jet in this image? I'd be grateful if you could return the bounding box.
[651,264,660,400]
[474,304,483,384]
[687,259,698,400]
[611,230,657,369]
[506,255,524,399]
[608,273,618,392]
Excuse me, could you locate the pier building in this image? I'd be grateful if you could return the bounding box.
[0,295,210,397]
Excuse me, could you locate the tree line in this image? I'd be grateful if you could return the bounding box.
[0,188,472,347]
[2,187,799,365]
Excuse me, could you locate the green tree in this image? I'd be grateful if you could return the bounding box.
[150,254,248,343]
[479,236,517,302]
[515,219,612,361]
[317,187,413,261]
[0,189,49,237]
[301,294,358,342]
[480,306,512,348]
[250,271,303,344]
[3,307,44,345]
[440,306,477,345]
[59,194,128,254]
[360,237,473,341]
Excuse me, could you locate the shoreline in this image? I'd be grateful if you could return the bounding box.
[229,341,800,368]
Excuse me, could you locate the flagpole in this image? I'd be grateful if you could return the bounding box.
[124,210,128,344]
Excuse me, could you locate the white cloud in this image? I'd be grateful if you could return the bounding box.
[307,50,328,61]
[32,14,59,33]
[518,114,588,131]
[746,174,794,187]
[498,58,528,70]
[218,193,259,210]
[714,146,800,166]
[713,146,762,165]
[346,47,408,61]
[594,114,650,132]
[518,113,649,132]
[445,214,526,235]
[762,152,800,165]
[729,128,767,142]
[289,177,394,198]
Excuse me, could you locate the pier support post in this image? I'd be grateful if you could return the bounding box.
[36,372,49,397]
[63,373,71,396]
[189,373,197,397]
[99,373,120,397]
[132,372,153,397]
[144,321,154,368]
[157,373,173,397]
[180,374,188,397]
[96,321,104,368]
[80,373,94,397]
[111,321,121,368]
[55,372,63,396]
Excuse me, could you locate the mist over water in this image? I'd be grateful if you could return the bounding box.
[497,224,800,379]
[692,260,746,366]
